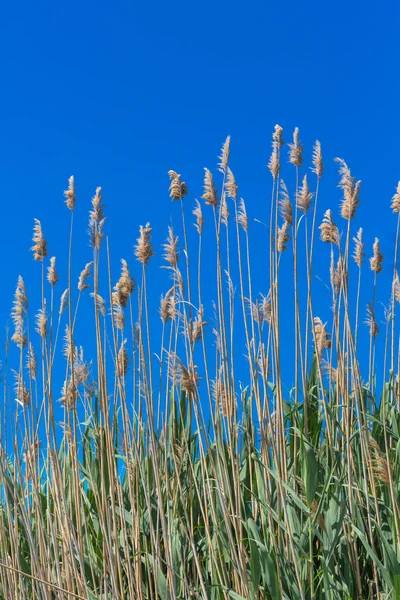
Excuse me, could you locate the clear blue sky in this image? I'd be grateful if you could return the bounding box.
[1,0,399,413]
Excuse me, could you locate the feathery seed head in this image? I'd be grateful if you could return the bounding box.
[47,257,59,287]
[59,289,69,316]
[365,303,379,337]
[353,228,365,267]
[193,199,204,234]
[64,175,76,211]
[313,317,331,358]
[370,238,383,274]
[288,127,303,167]
[319,209,339,245]
[135,223,154,265]
[279,180,292,225]
[31,219,48,261]
[237,199,248,232]
[218,136,231,173]
[168,170,188,201]
[202,168,218,207]
[13,371,30,407]
[114,259,135,306]
[391,181,400,213]
[336,158,361,220]
[78,262,93,292]
[312,141,323,179]
[220,195,229,226]
[89,187,106,249]
[225,167,238,201]
[163,227,179,268]
[277,221,290,253]
[26,343,37,381]
[297,174,313,213]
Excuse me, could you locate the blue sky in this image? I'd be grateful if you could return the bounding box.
[0,0,399,422]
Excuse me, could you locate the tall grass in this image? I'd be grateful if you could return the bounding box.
[0,127,400,599]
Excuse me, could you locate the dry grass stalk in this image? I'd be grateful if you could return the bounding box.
[188,306,207,344]
[160,287,176,324]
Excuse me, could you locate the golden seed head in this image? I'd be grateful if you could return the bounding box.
[78,262,93,292]
[237,198,248,232]
[391,181,400,213]
[202,168,218,207]
[163,227,179,268]
[319,209,339,245]
[313,317,331,358]
[13,371,30,407]
[113,259,135,306]
[365,303,379,337]
[89,187,106,249]
[168,170,188,201]
[135,223,154,265]
[218,136,231,173]
[220,195,229,226]
[47,257,59,287]
[59,289,69,317]
[26,342,37,381]
[297,174,313,213]
[35,304,48,339]
[336,158,361,220]
[312,141,323,179]
[370,238,383,274]
[288,127,303,167]
[117,339,129,378]
[31,219,48,261]
[279,180,292,225]
[225,167,238,201]
[193,199,204,235]
[277,221,290,253]
[353,228,365,267]
[64,175,76,211]
[272,124,284,148]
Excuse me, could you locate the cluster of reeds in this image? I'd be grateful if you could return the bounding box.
[0,128,399,599]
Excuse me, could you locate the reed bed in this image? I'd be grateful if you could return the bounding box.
[0,127,399,599]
